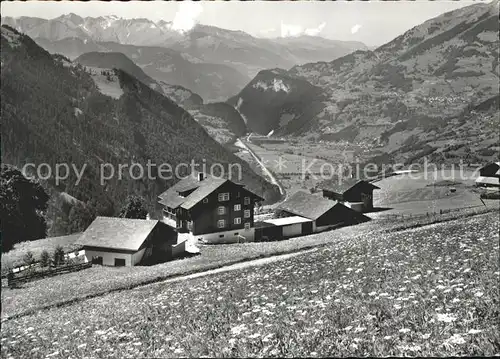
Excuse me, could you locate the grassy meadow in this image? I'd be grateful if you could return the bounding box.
[1,212,499,358]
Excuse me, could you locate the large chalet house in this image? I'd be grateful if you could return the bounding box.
[158,172,264,243]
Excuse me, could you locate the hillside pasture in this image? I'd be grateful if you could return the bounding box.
[372,169,489,217]
[1,213,498,358]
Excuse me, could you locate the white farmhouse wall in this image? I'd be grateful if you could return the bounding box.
[132,248,146,265]
[282,223,302,238]
[84,249,133,267]
[197,228,256,244]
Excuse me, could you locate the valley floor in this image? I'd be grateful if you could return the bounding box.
[1,210,499,358]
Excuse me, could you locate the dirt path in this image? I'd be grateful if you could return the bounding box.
[148,247,317,288]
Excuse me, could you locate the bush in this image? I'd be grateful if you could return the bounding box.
[23,251,35,266]
[40,250,51,268]
[53,246,66,267]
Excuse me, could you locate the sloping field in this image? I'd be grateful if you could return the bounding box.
[1,213,498,358]
[0,222,377,320]
[1,233,83,276]
[372,169,486,216]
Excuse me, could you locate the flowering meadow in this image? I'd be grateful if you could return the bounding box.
[1,212,498,358]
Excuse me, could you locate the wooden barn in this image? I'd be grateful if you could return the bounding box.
[78,217,177,267]
[322,179,380,212]
[475,162,500,188]
[271,191,370,236]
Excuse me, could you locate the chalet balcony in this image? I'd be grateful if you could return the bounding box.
[176,220,190,233]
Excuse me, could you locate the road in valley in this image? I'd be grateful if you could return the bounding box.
[234,137,285,198]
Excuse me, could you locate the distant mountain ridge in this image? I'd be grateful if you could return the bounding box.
[1,14,368,100]
[1,25,281,224]
[74,51,204,108]
[232,1,499,164]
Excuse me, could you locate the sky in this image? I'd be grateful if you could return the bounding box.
[1,0,492,46]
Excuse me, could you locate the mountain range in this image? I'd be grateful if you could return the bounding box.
[1,14,368,101]
[232,0,499,164]
[0,25,282,231]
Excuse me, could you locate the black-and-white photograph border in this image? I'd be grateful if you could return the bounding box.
[1,0,499,357]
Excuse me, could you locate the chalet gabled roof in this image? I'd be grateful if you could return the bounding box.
[181,177,228,210]
[158,172,264,211]
[77,217,160,252]
[276,191,338,220]
[321,178,380,194]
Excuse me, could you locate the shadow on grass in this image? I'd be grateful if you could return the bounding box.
[365,207,393,213]
[140,251,201,266]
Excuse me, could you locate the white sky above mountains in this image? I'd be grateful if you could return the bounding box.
[1,0,492,46]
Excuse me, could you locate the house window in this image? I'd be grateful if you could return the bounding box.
[234,204,241,211]
[217,219,226,228]
[244,210,251,218]
[234,217,241,225]
[236,191,241,198]
[203,198,208,204]
[114,258,126,267]
[218,192,230,202]
[244,222,251,230]
[218,206,226,215]
[244,197,251,205]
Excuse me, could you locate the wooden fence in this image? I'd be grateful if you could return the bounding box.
[376,206,482,220]
[7,262,92,287]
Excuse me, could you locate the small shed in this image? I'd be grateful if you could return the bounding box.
[78,217,177,267]
[255,216,313,241]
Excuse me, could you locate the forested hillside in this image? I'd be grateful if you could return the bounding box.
[1,25,281,236]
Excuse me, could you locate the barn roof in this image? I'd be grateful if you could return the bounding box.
[475,176,500,186]
[479,162,500,176]
[277,191,338,220]
[77,217,160,252]
[158,172,264,210]
[263,216,312,226]
[321,178,380,194]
